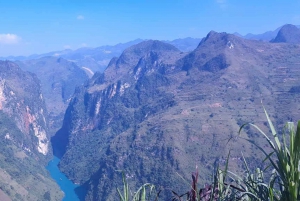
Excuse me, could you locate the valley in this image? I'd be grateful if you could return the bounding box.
[0,23,300,201]
[0,35,204,200]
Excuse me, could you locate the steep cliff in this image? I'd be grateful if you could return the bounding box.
[0,61,63,201]
[16,57,89,135]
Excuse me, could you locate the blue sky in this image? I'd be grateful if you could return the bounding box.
[0,0,299,56]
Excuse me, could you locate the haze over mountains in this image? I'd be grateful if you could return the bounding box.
[1,24,298,75]
[235,24,300,41]
[0,24,300,200]
[0,38,202,74]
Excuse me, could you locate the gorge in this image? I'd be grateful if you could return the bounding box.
[1,24,300,201]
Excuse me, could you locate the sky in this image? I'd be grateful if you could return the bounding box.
[0,0,300,56]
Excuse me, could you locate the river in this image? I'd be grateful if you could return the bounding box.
[46,156,81,201]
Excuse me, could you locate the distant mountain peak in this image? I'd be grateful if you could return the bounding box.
[127,40,180,53]
[203,30,222,41]
[197,31,239,49]
[115,40,180,68]
[271,24,300,43]
[163,37,202,52]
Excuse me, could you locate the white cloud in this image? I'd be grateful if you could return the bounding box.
[63,45,71,49]
[0,34,21,44]
[216,0,227,9]
[81,43,88,47]
[77,15,84,20]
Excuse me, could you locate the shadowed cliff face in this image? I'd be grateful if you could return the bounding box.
[0,60,63,201]
[54,33,300,200]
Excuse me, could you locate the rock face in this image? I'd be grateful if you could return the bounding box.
[0,60,63,200]
[271,24,300,43]
[54,32,300,200]
[16,57,89,135]
[0,61,49,155]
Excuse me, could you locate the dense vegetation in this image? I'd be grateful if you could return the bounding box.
[117,109,300,200]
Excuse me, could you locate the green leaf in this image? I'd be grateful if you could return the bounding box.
[263,105,281,150]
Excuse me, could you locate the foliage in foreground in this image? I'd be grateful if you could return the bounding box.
[238,107,300,201]
[117,171,160,201]
[117,108,300,201]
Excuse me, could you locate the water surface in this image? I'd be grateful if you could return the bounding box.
[47,156,80,201]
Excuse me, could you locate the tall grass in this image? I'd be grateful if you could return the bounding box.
[117,171,160,201]
[239,107,300,201]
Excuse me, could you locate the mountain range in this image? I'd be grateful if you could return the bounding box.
[0,24,300,201]
[0,36,202,201]
[0,38,202,74]
[52,24,300,200]
[11,38,201,136]
[234,24,300,41]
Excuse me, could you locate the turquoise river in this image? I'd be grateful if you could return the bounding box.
[46,156,80,201]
